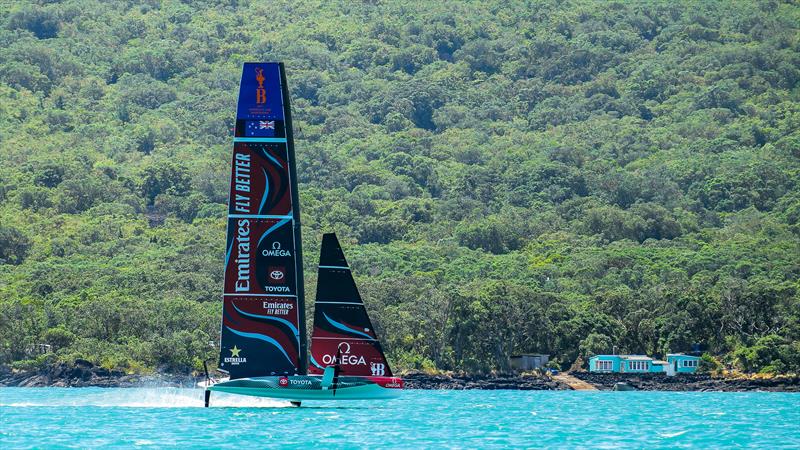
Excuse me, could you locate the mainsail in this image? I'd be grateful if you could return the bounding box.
[308,233,393,377]
[218,63,307,378]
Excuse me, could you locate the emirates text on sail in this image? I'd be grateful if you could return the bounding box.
[263,301,293,315]
[234,218,251,292]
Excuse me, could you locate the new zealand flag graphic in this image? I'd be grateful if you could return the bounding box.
[246,120,276,137]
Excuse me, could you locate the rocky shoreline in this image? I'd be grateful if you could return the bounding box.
[2,362,798,392]
[572,372,800,392]
[0,360,198,388]
[401,372,567,390]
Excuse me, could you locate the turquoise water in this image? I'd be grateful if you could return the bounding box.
[1,388,798,448]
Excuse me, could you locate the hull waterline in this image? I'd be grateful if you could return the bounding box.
[208,375,403,400]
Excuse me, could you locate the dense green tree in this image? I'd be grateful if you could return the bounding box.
[0,0,798,375]
[0,226,31,265]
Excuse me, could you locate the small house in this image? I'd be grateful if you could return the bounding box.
[510,354,549,371]
[589,354,701,375]
[667,354,700,374]
[589,355,660,373]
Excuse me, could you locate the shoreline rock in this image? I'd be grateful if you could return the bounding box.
[401,372,568,390]
[571,372,800,392]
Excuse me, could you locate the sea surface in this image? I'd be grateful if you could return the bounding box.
[1,387,799,448]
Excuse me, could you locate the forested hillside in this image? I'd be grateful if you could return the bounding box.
[1,0,799,375]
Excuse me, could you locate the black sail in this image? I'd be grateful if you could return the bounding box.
[308,233,393,377]
[217,63,307,378]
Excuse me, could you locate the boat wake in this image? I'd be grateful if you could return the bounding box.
[0,388,291,408]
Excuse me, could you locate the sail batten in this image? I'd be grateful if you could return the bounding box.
[233,137,288,142]
[312,336,378,341]
[217,63,307,379]
[314,301,364,305]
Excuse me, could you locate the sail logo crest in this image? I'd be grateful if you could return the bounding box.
[262,241,292,257]
[264,265,290,293]
[224,345,247,365]
[371,362,385,376]
[262,301,293,315]
[321,341,366,366]
[268,266,286,284]
[255,67,267,104]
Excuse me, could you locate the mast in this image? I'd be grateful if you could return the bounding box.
[280,63,308,375]
[217,63,306,379]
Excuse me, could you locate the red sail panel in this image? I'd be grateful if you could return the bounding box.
[218,62,307,378]
[224,217,297,297]
[308,233,393,377]
[309,338,392,377]
[228,142,292,217]
[219,296,300,377]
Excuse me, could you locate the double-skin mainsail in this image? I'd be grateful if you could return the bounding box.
[218,62,307,378]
